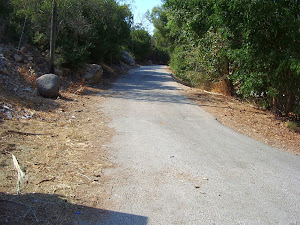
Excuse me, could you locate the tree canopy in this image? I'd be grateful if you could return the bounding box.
[151,0,300,118]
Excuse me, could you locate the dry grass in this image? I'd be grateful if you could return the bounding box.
[211,79,231,96]
[286,121,299,132]
[68,78,86,95]
[17,65,37,88]
[0,86,115,224]
[184,87,300,155]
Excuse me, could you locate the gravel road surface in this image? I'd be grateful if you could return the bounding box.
[100,65,300,225]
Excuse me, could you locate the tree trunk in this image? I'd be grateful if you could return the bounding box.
[49,1,57,74]
[223,58,234,96]
[285,91,294,116]
[273,96,280,115]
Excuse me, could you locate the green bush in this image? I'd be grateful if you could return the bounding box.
[161,0,300,117]
[131,28,152,62]
[150,46,170,64]
[6,0,132,67]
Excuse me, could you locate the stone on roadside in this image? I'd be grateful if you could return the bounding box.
[36,74,60,98]
[20,46,27,54]
[0,54,9,75]
[122,51,135,66]
[84,64,103,84]
[14,54,23,63]
[62,68,70,76]
[0,67,9,75]
[55,68,64,77]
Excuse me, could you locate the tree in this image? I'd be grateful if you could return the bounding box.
[8,0,133,66]
[131,26,152,62]
[162,0,300,117]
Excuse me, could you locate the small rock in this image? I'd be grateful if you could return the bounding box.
[62,68,70,76]
[7,113,13,119]
[20,46,27,54]
[0,67,9,76]
[28,56,33,61]
[55,68,63,76]
[14,54,23,63]
[0,53,9,75]
[22,87,33,93]
[36,74,60,98]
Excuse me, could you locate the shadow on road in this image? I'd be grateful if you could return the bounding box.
[0,192,148,225]
[100,66,196,105]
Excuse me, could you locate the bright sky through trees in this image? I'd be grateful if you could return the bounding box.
[131,0,163,34]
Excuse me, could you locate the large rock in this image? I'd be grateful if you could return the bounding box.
[84,64,103,84]
[36,74,60,98]
[122,51,135,66]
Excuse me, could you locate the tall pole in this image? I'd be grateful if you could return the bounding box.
[131,16,134,54]
[49,0,57,74]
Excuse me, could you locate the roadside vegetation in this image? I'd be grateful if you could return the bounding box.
[0,0,168,68]
[150,0,300,123]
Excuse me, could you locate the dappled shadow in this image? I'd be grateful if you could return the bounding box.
[58,94,74,102]
[0,192,148,225]
[100,66,196,105]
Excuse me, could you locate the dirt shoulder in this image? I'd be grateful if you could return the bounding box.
[0,83,118,223]
[0,41,126,223]
[181,87,300,156]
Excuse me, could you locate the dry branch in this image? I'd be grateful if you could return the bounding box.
[7,130,53,136]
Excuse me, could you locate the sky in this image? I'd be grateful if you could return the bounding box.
[123,0,163,34]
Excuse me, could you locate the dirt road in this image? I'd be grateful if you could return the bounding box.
[100,65,300,224]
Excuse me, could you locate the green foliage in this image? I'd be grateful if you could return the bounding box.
[150,6,171,50]
[4,0,132,67]
[131,28,152,62]
[159,0,300,117]
[286,121,298,132]
[150,46,170,65]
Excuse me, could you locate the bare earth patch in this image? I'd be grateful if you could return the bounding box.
[0,82,117,224]
[182,87,300,156]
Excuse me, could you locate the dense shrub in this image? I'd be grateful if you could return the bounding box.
[150,46,170,65]
[5,0,132,67]
[131,28,152,62]
[156,0,300,117]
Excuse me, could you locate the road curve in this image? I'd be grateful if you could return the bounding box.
[100,65,300,225]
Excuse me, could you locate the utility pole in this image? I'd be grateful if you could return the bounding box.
[131,18,134,54]
[49,0,57,74]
